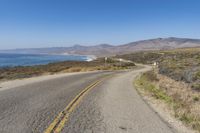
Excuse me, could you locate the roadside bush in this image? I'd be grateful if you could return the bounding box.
[192,84,200,91]
[143,70,159,82]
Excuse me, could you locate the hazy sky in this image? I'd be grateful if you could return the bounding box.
[0,0,200,49]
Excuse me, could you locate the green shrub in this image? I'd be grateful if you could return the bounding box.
[193,96,199,102]
[143,70,159,81]
[192,84,200,91]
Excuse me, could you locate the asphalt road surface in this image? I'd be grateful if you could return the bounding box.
[0,67,177,133]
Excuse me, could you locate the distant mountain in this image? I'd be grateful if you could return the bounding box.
[1,37,200,57]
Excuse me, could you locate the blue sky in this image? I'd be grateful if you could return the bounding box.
[0,0,200,49]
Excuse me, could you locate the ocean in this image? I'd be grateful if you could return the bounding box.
[0,53,90,67]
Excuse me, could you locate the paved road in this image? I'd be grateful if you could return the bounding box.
[62,66,176,133]
[0,71,114,133]
[0,67,177,133]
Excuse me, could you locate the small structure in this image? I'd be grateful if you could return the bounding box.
[153,62,157,66]
[152,62,158,72]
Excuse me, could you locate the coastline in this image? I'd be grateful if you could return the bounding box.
[0,53,95,68]
[60,52,97,62]
[0,57,136,84]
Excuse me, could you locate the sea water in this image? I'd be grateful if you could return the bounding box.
[0,53,90,67]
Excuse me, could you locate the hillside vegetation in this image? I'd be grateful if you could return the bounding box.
[117,47,200,90]
[0,58,135,81]
[128,48,200,132]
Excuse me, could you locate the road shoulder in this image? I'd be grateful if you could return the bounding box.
[134,71,198,133]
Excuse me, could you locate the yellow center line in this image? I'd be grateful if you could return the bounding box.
[44,75,111,133]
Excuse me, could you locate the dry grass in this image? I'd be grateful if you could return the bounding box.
[122,47,200,131]
[118,47,200,91]
[0,58,136,81]
[135,70,200,132]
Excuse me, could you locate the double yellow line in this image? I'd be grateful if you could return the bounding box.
[44,75,110,133]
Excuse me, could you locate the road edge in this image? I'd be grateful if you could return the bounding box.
[133,72,197,133]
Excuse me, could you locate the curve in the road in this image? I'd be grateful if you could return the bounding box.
[44,75,111,133]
